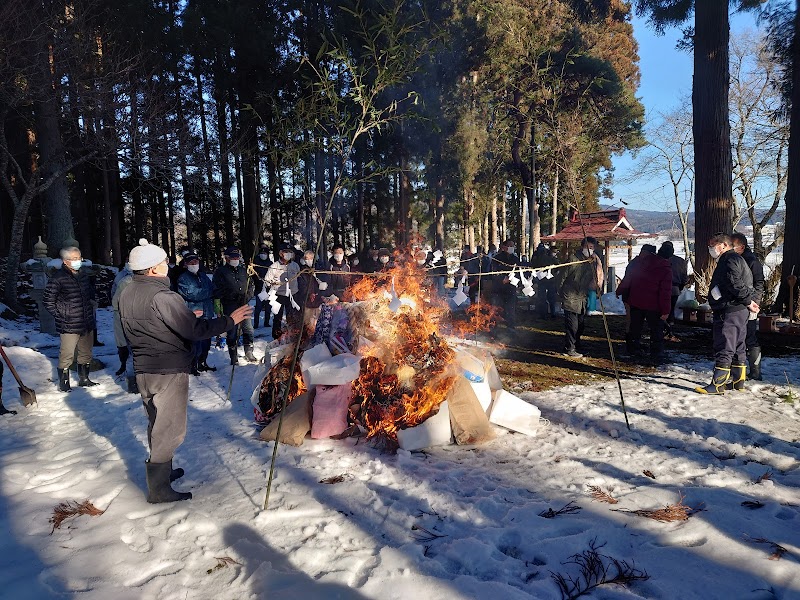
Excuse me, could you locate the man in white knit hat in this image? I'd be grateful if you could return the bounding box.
[118,239,252,503]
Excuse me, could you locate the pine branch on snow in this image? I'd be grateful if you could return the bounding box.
[550,538,649,600]
[587,486,619,504]
[744,536,791,561]
[539,501,582,518]
[612,493,701,522]
[49,500,105,534]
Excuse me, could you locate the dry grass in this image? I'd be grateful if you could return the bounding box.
[49,500,104,534]
[613,493,699,523]
[319,473,353,484]
[539,500,582,518]
[744,536,790,561]
[206,556,242,574]
[587,486,619,505]
[754,470,774,484]
[642,470,656,479]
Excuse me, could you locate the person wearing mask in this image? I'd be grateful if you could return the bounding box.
[363,248,381,274]
[377,248,392,272]
[178,254,217,374]
[329,245,351,299]
[348,252,364,287]
[265,244,301,340]
[118,239,252,503]
[616,245,672,364]
[532,243,558,319]
[297,250,330,309]
[491,240,520,328]
[252,245,272,329]
[657,241,688,342]
[731,232,765,381]
[696,233,759,394]
[558,238,598,358]
[43,246,98,391]
[111,262,137,393]
[212,246,257,365]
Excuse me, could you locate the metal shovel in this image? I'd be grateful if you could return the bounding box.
[0,344,37,407]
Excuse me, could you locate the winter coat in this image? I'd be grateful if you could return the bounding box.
[112,272,133,347]
[118,275,233,374]
[212,263,254,309]
[668,255,689,296]
[43,267,96,335]
[491,251,519,298]
[708,250,755,314]
[252,255,272,294]
[616,253,672,315]
[265,260,300,296]
[328,260,351,297]
[177,270,215,318]
[740,247,765,305]
[558,250,595,314]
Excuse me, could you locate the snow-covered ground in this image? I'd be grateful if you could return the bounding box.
[1,307,799,599]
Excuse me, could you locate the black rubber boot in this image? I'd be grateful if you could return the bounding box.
[59,368,71,392]
[727,363,747,391]
[695,365,731,395]
[93,329,104,347]
[747,347,762,381]
[146,461,192,503]
[244,346,258,363]
[127,376,139,394]
[115,346,129,377]
[170,461,185,482]
[77,363,98,387]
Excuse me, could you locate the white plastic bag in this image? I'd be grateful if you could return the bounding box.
[305,353,361,386]
[676,288,695,309]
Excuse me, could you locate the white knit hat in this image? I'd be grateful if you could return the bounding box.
[128,239,168,271]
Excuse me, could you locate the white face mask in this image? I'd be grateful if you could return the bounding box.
[582,248,594,258]
[258,253,268,260]
[69,259,82,270]
[303,257,314,266]
[283,252,294,261]
[708,246,721,259]
[507,246,515,254]
[352,258,359,266]
[187,264,200,274]
[380,256,389,264]
[229,259,240,268]
[334,253,344,262]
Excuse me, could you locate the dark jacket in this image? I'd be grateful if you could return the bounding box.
[43,267,96,334]
[491,251,519,298]
[328,260,351,296]
[212,263,254,308]
[709,250,755,313]
[616,253,672,315]
[559,250,595,314]
[119,275,233,374]
[252,255,272,294]
[740,247,765,305]
[668,255,689,296]
[177,270,215,318]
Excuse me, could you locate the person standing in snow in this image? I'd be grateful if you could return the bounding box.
[558,238,598,358]
[111,263,137,393]
[177,253,217,375]
[731,232,765,381]
[491,240,520,328]
[265,244,301,340]
[43,246,98,391]
[657,241,688,341]
[212,246,257,365]
[695,233,759,394]
[118,239,252,503]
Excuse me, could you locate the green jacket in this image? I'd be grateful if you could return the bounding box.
[558,251,595,313]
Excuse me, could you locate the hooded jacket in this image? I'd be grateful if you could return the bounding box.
[558,250,595,314]
[119,275,233,374]
[43,267,96,334]
[708,250,755,314]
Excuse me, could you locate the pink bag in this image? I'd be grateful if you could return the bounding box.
[311,384,352,439]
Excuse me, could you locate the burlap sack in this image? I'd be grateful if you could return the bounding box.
[259,390,313,447]
[447,376,494,445]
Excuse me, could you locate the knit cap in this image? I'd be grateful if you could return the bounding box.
[129,239,168,271]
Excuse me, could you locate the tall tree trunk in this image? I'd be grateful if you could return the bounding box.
[693,0,733,276]
[551,169,559,236]
[215,59,235,246]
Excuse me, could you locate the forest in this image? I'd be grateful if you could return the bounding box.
[1,0,799,310]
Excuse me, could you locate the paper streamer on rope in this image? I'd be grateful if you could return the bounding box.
[535,270,545,280]
[433,249,443,261]
[508,266,520,287]
[388,277,401,313]
[521,272,535,297]
[257,289,269,302]
[286,282,300,311]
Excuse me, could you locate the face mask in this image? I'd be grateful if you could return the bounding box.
[69,260,82,270]
[708,246,720,259]
[352,258,359,266]
[187,264,200,274]
[334,254,344,262]
[258,253,268,260]
[417,259,426,266]
[380,256,389,264]
[508,247,515,254]
[283,252,294,261]
[304,257,314,266]
[582,248,594,258]
[229,259,240,268]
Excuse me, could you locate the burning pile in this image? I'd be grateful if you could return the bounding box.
[253,251,540,451]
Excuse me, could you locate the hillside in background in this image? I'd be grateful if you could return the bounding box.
[601,205,784,236]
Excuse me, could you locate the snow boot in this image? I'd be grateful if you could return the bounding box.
[727,363,747,392]
[244,346,258,363]
[127,376,139,394]
[77,363,98,387]
[747,347,762,381]
[169,461,185,482]
[115,346,129,377]
[59,368,71,392]
[695,365,731,395]
[145,461,192,503]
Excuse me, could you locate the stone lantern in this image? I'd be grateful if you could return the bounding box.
[24,236,57,335]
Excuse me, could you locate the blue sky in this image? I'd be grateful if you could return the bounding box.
[609,9,761,212]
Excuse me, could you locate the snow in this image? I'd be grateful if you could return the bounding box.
[1,307,799,599]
